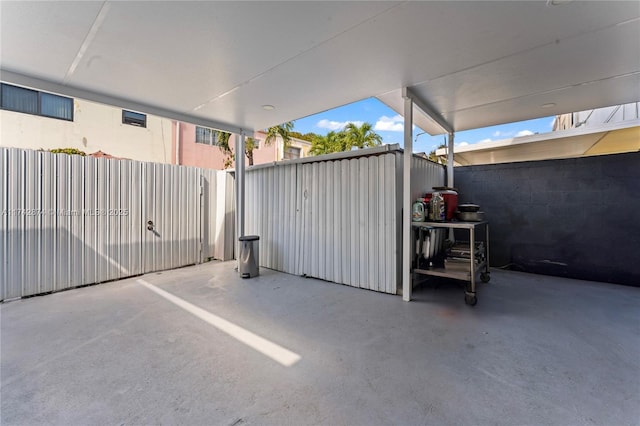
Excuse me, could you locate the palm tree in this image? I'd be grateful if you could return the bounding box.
[343,122,382,149]
[310,131,344,155]
[214,130,235,169]
[264,121,294,154]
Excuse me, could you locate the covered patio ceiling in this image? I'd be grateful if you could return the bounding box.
[1,1,639,135]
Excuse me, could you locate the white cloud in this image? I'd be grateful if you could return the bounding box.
[316,119,363,131]
[515,130,534,137]
[478,138,492,144]
[493,130,522,139]
[457,141,469,147]
[374,114,408,132]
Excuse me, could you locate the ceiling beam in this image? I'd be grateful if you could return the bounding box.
[402,87,453,134]
[0,69,252,135]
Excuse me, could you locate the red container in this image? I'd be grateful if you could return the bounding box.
[441,190,458,221]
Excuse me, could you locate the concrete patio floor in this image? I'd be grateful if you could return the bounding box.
[1,261,639,426]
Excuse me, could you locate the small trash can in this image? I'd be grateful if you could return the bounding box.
[239,235,259,278]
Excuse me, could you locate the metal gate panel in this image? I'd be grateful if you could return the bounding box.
[39,151,56,294]
[367,155,380,292]
[357,157,369,289]
[383,153,398,294]
[0,149,5,296]
[4,149,23,298]
[298,153,400,294]
[23,151,40,295]
[141,163,202,274]
[330,160,342,284]
[1,148,229,300]
[348,158,359,287]
[294,163,304,276]
[123,159,143,277]
[339,158,351,287]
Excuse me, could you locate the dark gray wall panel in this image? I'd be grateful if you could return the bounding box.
[454,152,640,286]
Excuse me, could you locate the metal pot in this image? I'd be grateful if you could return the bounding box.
[456,211,485,222]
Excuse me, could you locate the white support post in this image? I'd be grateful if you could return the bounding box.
[235,132,246,269]
[447,131,455,242]
[402,95,413,302]
[447,131,454,188]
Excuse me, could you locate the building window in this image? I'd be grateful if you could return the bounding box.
[195,126,219,145]
[1,83,73,121]
[122,110,146,127]
[284,146,301,160]
[41,93,73,120]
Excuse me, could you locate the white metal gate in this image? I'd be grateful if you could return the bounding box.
[0,148,232,300]
[141,163,201,273]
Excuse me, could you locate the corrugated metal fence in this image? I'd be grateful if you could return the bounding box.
[0,148,234,300]
[246,149,444,294]
[1,146,442,299]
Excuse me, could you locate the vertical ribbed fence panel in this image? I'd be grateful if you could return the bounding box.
[3,149,23,299]
[0,148,232,300]
[244,152,400,294]
[300,153,398,293]
[410,154,446,200]
[0,149,5,295]
[245,162,299,275]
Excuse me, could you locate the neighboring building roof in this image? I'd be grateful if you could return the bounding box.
[436,119,640,166]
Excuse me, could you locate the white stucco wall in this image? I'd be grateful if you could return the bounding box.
[0,99,173,163]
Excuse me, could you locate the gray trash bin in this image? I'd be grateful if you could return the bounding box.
[239,235,259,278]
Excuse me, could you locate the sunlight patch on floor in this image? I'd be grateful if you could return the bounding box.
[138,279,301,367]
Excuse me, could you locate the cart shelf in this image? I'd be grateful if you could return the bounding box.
[412,221,490,306]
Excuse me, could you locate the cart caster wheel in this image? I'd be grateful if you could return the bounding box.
[481,272,490,283]
[465,294,478,306]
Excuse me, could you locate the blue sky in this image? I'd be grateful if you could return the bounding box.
[292,98,555,153]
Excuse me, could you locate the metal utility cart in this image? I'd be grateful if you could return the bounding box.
[412,221,490,305]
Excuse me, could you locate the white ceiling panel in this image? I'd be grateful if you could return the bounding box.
[407,18,640,131]
[63,1,397,114]
[442,72,640,132]
[1,1,638,134]
[0,2,103,79]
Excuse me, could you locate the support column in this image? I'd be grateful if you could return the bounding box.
[447,131,456,242]
[447,131,454,187]
[402,95,413,302]
[235,132,246,269]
